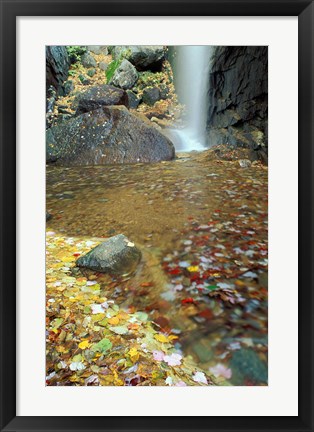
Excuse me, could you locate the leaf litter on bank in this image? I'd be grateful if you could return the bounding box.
[46,231,216,386]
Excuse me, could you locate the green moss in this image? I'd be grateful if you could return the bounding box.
[66,46,87,63]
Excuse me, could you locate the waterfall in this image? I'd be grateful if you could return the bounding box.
[172,46,212,152]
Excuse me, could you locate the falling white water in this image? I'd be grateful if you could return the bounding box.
[173,46,213,152]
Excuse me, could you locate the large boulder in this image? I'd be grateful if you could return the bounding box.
[74,85,129,115]
[46,105,175,166]
[46,46,70,96]
[207,46,268,160]
[76,234,141,275]
[113,46,165,71]
[109,59,138,90]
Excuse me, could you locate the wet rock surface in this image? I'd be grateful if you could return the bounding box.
[46,105,175,166]
[207,46,268,161]
[76,234,142,275]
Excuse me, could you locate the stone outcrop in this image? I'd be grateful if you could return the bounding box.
[46,105,175,165]
[46,46,70,96]
[207,47,268,162]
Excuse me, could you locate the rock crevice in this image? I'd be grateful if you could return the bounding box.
[207,46,268,162]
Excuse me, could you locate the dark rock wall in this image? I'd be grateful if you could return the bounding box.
[46,46,70,96]
[207,46,268,161]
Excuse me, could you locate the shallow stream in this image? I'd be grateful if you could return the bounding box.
[47,152,268,385]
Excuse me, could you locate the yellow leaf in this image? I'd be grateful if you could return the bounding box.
[154,333,168,343]
[154,333,178,343]
[128,347,140,362]
[187,265,199,272]
[108,316,119,325]
[78,340,90,350]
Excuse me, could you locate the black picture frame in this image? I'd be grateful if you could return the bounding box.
[0,0,313,431]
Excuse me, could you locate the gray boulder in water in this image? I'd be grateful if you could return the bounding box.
[46,105,175,166]
[76,234,141,275]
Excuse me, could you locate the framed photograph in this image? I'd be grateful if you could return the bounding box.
[0,0,313,431]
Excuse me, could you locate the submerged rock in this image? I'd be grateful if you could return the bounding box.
[76,234,141,275]
[230,348,267,385]
[74,85,128,115]
[46,105,175,166]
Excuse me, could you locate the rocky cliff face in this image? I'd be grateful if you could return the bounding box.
[46,46,70,96]
[207,47,268,162]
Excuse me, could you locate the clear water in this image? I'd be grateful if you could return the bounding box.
[47,153,268,385]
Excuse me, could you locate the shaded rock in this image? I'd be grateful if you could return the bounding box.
[87,68,96,77]
[99,61,108,71]
[109,59,138,90]
[81,52,97,68]
[142,87,161,106]
[87,45,108,55]
[79,74,90,85]
[64,80,74,95]
[58,107,72,115]
[46,105,175,166]
[207,46,268,160]
[192,339,214,363]
[113,46,165,71]
[126,90,140,109]
[76,234,141,275]
[74,85,128,115]
[230,348,267,385]
[46,85,57,113]
[46,46,70,96]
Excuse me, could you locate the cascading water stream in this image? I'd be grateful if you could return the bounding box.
[172,46,213,152]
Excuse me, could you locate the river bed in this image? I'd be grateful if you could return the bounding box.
[46,152,268,386]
